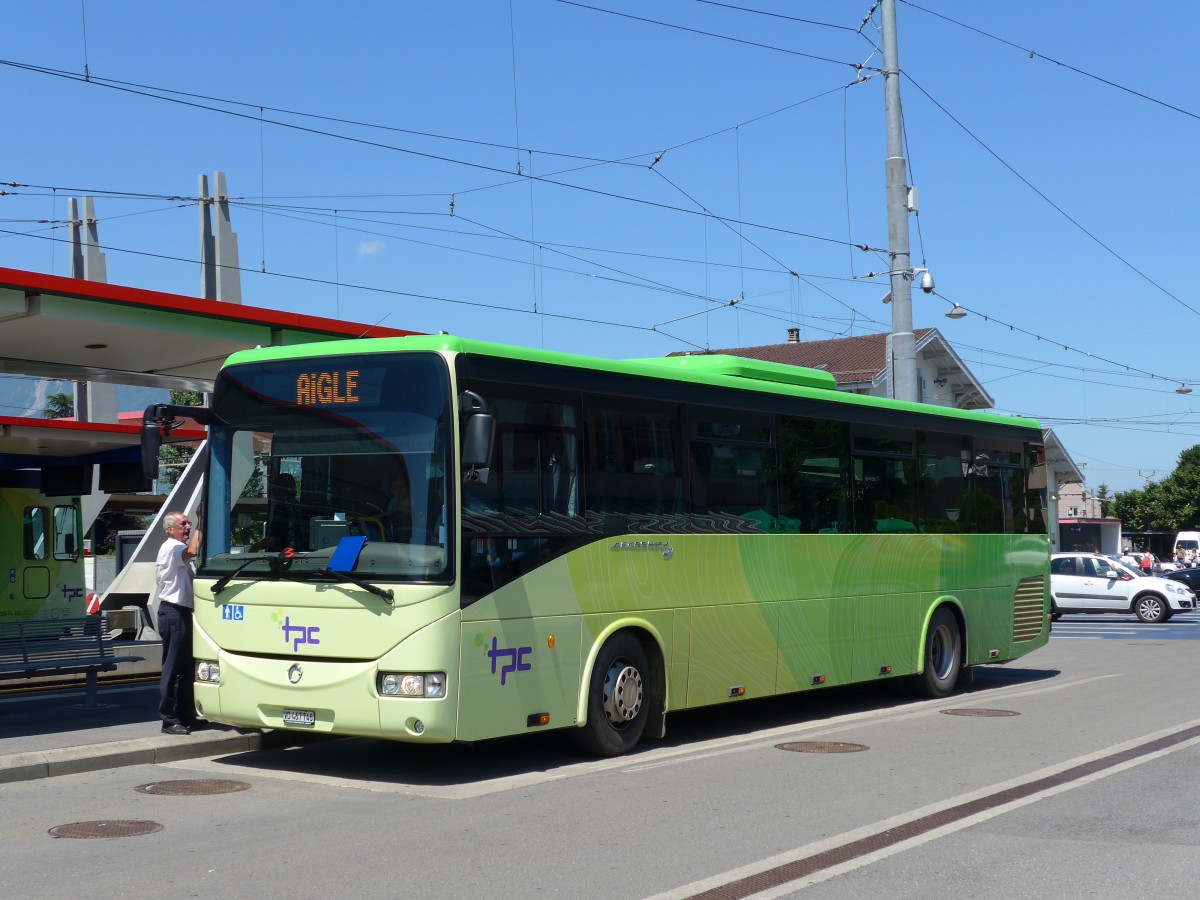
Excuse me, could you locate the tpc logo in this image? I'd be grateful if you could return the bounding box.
[487,636,532,686]
[281,616,320,653]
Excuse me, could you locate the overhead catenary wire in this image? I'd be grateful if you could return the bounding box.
[11,156,892,333]
[931,290,1194,388]
[239,200,883,340]
[0,59,879,255]
[554,0,874,72]
[0,225,716,349]
[693,1,861,33]
[3,175,882,301]
[897,0,1200,124]
[903,73,1200,319]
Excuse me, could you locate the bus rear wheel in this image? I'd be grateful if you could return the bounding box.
[906,606,962,699]
[570,633,649,757]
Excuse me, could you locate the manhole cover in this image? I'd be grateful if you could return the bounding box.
[135,779,252,796]
[50,820,163,839]
[776,741,869,753]
[940,708,1020,717]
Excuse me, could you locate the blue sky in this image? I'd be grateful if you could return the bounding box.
[1,1,1197,494]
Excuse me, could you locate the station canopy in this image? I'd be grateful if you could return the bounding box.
[0,266,416,469]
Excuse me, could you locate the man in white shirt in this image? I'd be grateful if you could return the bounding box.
[156,509,201,735]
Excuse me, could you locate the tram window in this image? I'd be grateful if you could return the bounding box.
[53,505,79,560]
[24,507,47,560]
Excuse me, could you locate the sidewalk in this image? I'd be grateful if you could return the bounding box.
[0,682,272,784]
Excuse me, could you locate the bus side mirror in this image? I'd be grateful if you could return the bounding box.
[140,402,214,480]
[141,414,164,481]
[463,414,495,483]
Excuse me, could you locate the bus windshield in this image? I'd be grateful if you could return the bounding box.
[203,352,453,583]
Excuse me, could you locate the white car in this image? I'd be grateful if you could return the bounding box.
[1050,552,1196,623]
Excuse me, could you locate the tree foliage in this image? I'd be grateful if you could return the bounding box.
[1112,446,1200,531]
[42,391,74,419]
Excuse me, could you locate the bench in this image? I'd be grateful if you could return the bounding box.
[0,615,145,707]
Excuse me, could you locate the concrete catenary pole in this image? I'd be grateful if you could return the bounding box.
[881,0,917,402]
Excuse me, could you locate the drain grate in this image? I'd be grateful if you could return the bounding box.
[940,708,1019,717]
[50,820,163,839]
[776,741,869,753]
[135,779,252,796]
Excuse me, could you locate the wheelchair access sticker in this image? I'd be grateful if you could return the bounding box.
[221,604,246,621]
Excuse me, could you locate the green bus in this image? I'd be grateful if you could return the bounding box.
[142,335,1051,756]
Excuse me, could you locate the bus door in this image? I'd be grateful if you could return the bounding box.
[457,389,585,740]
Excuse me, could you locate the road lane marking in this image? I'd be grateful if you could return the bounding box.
[646,719,1200,899]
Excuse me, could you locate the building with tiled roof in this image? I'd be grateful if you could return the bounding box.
[669,327,993,410]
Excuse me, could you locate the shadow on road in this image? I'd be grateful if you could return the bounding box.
[206,662,1063,787]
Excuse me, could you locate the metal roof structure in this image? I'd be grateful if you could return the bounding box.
[0,266,413,392]
[0,266,416,468]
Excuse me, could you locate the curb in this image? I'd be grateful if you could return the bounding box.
[0,728,272,785]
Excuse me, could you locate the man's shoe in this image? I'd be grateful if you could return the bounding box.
[161,723,191,735]
[185,720,208,731]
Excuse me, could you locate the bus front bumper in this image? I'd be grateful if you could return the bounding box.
[194,654,457,743]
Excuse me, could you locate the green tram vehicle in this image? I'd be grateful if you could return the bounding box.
[0,482,85,624]
[141,335,1051,756]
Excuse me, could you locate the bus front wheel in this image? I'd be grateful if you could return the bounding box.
[906,607,962,699]
[571,633,650,757]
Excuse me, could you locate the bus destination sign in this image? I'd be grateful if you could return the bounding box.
[296,370,360,406]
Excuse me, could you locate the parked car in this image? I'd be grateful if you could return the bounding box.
[1163,566,1200,594]
[1050,552,1196,623]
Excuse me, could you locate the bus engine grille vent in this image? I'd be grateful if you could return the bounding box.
[1012,575,1046,643]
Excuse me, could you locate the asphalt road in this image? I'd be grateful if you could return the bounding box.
[6,614,1199,899]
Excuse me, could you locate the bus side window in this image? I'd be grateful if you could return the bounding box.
[851,426,917,533]
[688,410,775,530]
[917,432,970,534]
[462,391,581,522]
[777,417,848,533]
[586,403,682,523]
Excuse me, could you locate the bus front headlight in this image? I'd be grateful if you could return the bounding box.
[196,660,221,683]
[378,672,446,698]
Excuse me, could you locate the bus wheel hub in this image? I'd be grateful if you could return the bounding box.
[602,660,643,727]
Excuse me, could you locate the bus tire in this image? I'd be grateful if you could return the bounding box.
[906,606,962,699]
[570,633,650,757]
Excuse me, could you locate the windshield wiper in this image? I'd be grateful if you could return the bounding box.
[212,552,292,594]
[312,568,395,605]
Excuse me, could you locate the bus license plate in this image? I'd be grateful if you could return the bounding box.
[282,708,316,726]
